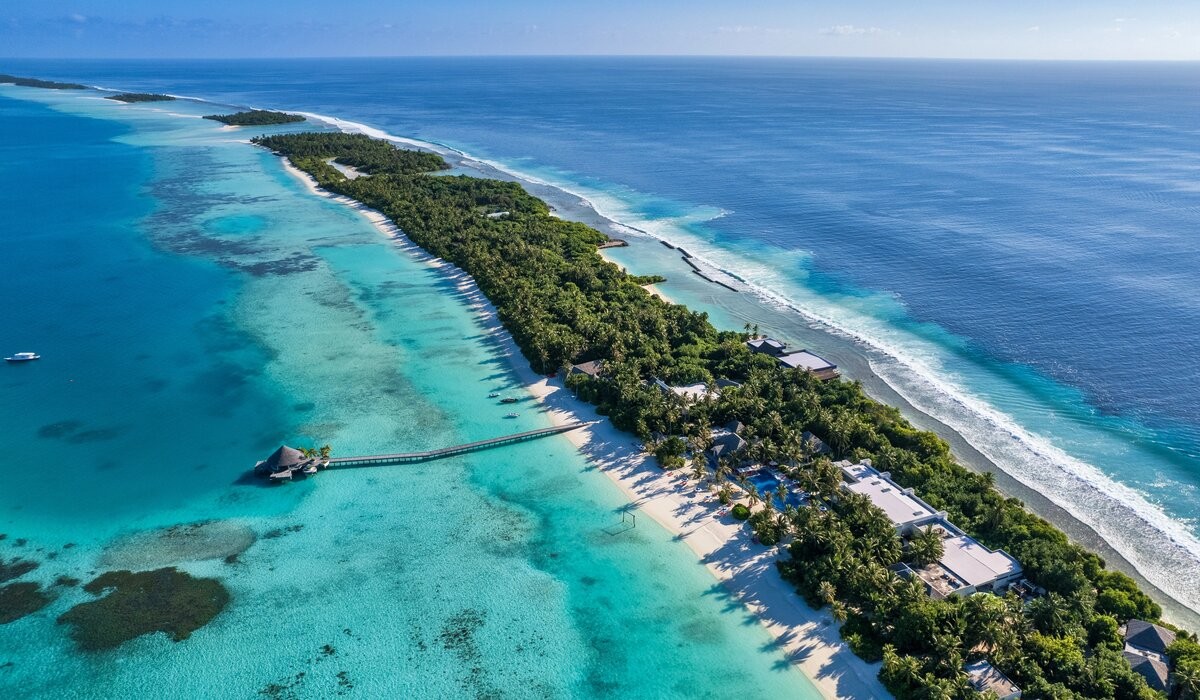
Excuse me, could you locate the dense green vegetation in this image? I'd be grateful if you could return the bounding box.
[0,74,86,90]
[106,92,176,103]
[203,109,306,126]
[255,131,1195,699]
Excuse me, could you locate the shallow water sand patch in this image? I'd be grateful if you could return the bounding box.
[100,520,256,569]
[57,568,229,651]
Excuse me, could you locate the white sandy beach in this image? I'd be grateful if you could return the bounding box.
[280,159,889,699]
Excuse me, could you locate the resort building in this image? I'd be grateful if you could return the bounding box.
[651,377,739,403]
[965,660,1022,700]
[746,337,788,357]
[653,378,717,402]
[1122,620,1176,693]
[777,350,839,380]
[745,336,839,380]
[709,421,748,467]
[253,445,328,481]
[839,460,1023,598]
[802,431,832,456]
[567,360,603,379]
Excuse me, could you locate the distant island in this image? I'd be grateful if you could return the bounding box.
[0,74,85,90]
[105,93,176,103]
[203,110,306,126]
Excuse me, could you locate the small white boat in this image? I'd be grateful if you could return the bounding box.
[488,392,500,398]
[504,412,520,418]
[4,352,40,363]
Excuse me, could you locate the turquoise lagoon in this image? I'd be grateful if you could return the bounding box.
[0,89,821,698]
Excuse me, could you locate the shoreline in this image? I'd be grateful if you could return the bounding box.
[27,89,1200,620]
[279,158,885,699]
[352,122,1200,624]
[595,231,1200,629]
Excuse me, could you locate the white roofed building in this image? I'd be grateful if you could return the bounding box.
[840,460,1023,598]
[777,350,839,380]
[966,660,1022,700]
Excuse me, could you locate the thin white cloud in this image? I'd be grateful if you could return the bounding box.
[68,13,87,24]
[717,25,784,35]
[819,24,884,36]
[1026,25,1040,33]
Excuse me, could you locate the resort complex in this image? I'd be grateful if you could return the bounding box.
[249,128,1197,700]
[5,0,1200,694]
[839,460,1025,598]
[747,336,840,380]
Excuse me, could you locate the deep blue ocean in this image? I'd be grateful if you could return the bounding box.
[2,56,1200,688]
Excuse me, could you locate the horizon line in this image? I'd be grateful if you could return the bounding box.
[3,54,1199,64]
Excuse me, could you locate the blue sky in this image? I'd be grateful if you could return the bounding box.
[2,1,1197,60]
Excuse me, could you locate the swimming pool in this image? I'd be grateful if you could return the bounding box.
[744,470,806,509]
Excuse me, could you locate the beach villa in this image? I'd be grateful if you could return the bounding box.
[1121,619,1176,693]
[965,660,1022,700]
[653,378,717,402]
[708,421,748,467]
[746,337,787,356]
[839,460,1023,598]
[253,445,328,481]
[746,336,839,380]
[777,351,839,380]
[566,360,604,379]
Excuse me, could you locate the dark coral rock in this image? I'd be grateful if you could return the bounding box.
[57,568,229,651]
[0,582,52,624]
[0,558,38,584]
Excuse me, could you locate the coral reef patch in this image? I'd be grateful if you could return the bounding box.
[57,568,229,651]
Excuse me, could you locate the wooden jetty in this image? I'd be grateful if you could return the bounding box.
[324,421,592,469]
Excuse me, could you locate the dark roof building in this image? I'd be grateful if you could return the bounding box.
[709,431,748,464]
[802,431,832,455]
[1124,619,1177,655]
[1123,651,1171,693]
[567,360,604,379]
[746,337,788,357]
[1122,619,1176,694]
[255,445,306,476]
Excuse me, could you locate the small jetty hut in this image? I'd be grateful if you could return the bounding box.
[254,446,327,481]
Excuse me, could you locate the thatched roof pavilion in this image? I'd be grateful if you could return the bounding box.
[254,446,306,477]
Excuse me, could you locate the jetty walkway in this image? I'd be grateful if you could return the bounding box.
[326,421,592,468]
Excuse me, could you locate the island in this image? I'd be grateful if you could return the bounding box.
[0,74,86,90]
[254,130,1199,700]
[203,110,305,126]
[105,92,176,103]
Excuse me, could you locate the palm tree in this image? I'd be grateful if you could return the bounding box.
[318,444,332,460]
[746,484,760,509]
[1172,659,1200,700]
[817,580,837,606]
[907,525,944,567]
